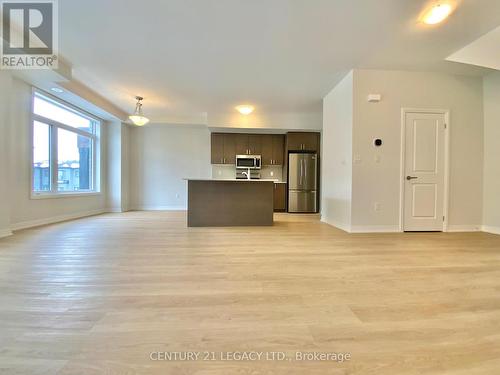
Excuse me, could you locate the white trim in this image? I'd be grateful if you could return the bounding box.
[10,209,106,231]
[30,192,102,200]
[447,225,481,232]
[399,108,451,233]
[33,113,97,138]
[0,229,13,239]
[320,216,351,233]
[482,226,500,235]
[33,88,102,123]
[131,206,187,211]
[106,207,129,213]
[350,225,401,233]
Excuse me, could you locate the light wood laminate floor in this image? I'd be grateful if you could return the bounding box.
[1,211,500,375]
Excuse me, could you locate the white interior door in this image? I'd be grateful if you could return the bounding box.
[403,111,446,231]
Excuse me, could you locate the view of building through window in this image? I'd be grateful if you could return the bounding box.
[32,92,98,193]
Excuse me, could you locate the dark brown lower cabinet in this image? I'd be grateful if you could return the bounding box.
[274,183,287,212]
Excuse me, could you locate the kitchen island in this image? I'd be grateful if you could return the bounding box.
[186,179,274,227]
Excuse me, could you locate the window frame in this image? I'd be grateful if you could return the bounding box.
[30,88,102,199]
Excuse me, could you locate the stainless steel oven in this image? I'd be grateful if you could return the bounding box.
[236,155,261,169]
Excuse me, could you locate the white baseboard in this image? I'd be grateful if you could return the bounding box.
[0,228,13,238]
[320,216,351,233]
[350,225,401,233]
[447,225,481,232]
[106,207,127,213]
[482,225,500,235]
[131,206,187,211]
[10,209,106,231]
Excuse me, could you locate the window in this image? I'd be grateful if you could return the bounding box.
[32,91,100,196]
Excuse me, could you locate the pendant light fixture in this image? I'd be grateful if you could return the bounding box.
[129,96,150,126]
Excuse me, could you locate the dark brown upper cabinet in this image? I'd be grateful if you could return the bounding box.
[211,132,286,165]
[261,134,285,166]
[235,134,249,155]
[272,135,285,165]
[211,133,225,164]
[286,132,320,152]
[223,134,236,164]
[211,133,237,164]
[261,135,273,165]
[234,134,262,155]
[248,135,262,155]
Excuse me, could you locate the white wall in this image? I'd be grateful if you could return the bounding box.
[482,72,500,234]
[8,78,108,230]
[129,124,211,210]
[208,111,322,131]
[351,70,484,232]
[321,69,485,233]
[107,121,130,212]
[107,121,123,211]
[121,123,130,212]
[321,71,353,231]
[0,72,12,237]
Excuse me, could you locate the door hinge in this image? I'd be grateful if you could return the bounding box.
[444,123,447,129]
[443,216,445,222]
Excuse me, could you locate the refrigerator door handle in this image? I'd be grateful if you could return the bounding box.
[300,159,304,187]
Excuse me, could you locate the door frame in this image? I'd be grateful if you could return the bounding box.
[399,108,451,232]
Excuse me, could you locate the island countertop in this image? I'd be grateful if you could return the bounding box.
[184,178,279,182]
[186,179,274,227]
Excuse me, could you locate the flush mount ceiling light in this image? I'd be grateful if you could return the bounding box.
[129,96,150,126]
[421,2,454,25]
[235,105,254,115]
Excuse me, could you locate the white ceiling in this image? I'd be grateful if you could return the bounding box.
[447,25,500,70]
[58,0,500,123]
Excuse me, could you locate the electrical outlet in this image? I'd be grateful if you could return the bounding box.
[270,171,274,177]
[175,193,180,199]
[218,170,222,176]
[374,202,381,212]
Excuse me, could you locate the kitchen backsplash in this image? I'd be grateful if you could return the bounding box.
[212,165,284,181]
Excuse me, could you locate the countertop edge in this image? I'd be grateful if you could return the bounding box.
[184,179,284,183]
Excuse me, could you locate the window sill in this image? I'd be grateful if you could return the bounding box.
[30,192,102,200]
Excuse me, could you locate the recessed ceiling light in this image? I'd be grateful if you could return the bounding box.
[50,87,64,93]
[422,3,454,25]
[235,105,254,115]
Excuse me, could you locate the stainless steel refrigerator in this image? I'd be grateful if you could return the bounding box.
[288,153,318,213]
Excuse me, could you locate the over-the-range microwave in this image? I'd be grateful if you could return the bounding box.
[236,155,261,169]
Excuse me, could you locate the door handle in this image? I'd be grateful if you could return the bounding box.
[406,176,418,180]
